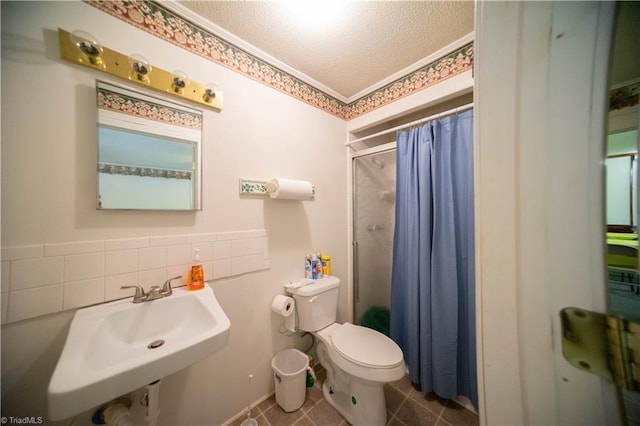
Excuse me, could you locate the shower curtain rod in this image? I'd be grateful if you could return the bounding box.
[346,102,474,147]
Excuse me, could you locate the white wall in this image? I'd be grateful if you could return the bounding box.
[1,1,347,424]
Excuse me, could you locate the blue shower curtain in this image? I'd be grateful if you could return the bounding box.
[390,109,477,408]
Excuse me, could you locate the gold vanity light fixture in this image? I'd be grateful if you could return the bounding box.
[58,28,223,111]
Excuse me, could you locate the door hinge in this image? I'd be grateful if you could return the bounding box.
[560,307,639,390]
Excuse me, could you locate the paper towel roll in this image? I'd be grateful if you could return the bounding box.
[271,295,296,332]
[266,178,314,200]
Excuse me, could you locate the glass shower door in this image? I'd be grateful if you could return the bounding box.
[352,149,396,333]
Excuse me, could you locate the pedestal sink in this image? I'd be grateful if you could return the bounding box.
[48,283,230,421]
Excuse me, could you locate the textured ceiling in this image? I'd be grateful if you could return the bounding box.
[178,1,474,100]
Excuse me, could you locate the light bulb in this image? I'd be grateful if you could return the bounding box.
[70,30,103,66]
[203,83,219,103]
[171,70,190,93]
[128,54,152,82]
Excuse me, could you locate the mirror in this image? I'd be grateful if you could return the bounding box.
[606,134,637,231]
[96,80,202,210]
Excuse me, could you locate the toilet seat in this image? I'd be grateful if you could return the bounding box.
[330,323,403,369]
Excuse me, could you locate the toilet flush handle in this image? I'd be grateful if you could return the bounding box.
[308,296,318,303]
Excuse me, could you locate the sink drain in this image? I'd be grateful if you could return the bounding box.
[147,339,165,349]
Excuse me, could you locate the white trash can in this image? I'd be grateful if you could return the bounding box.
[271,348,308,412]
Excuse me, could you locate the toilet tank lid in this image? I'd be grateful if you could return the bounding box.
[287,276,339,296]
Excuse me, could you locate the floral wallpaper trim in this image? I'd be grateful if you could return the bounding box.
[239,178,268,195]
[98,85,202,129]
[345,43,473,120]
[610,81,640,111]
[85,0,473,120]
[98,163,193,180]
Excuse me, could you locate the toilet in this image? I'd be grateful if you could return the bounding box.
[287,276,405,426]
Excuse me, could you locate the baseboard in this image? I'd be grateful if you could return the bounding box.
[222,390,275,425]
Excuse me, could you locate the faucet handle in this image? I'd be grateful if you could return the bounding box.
[162,275,182,296]
[120,285,145,301]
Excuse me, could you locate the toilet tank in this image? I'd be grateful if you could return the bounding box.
[287,276,340,331]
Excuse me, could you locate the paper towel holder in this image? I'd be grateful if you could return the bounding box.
[239,177,315,200]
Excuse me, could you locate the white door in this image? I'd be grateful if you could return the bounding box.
[475,2,625,425]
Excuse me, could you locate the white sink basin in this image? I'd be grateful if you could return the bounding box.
[48,283,230,421]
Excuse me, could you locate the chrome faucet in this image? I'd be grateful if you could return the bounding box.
[121,276,182,303]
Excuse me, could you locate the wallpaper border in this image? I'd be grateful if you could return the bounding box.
[85,0,473,120]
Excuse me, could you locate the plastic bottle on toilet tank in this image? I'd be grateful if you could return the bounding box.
[316,252,324,277]
[321,254,331,276]
[305,254,312,279]
[311,254,319,279]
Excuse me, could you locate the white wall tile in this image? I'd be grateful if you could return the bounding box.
[105,237,149,251]
[64,252,105,282]
[249,254,265,272]
[186,233,217,243]
[10,257,64,291]
[165,266,189,287]
[149,235,186,246]
[63,278,104,310]
[2,244,43,261]
[212,259,231,279]
[106,249,139,276]
[216,231,243,241]
[213,241,232,260]
[138,268,167,288]
[191,242,213,262]
[1,229,271,322]
[243,229,266,239]
[231,256,249,276]
[232,239,249,257]
[201,261,214,282]
[2,262,10,293]
[45,240,104,257]
[167,244,191,266]
[248,238,265,255]
[139,247,167,270]
[8,285,63,322]
[105,272,139,301]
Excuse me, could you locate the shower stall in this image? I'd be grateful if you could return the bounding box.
[352,149,396,328]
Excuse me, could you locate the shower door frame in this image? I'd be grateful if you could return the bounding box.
[349,142,397,325]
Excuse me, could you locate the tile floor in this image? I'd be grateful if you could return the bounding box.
[229,366,479,426]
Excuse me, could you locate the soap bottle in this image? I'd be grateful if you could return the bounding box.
[311,254,319,279]
[305,254,312,278]
[315,252,324,277]
[187,248,205,291]
[321,254,331,276]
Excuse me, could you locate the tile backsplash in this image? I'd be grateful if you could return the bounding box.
[1,230,270,324]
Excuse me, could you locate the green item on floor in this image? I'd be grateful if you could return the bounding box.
[306,370,315,387]
[361,306,390,336]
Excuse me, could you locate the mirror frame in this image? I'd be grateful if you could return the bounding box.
[96,80,203,211]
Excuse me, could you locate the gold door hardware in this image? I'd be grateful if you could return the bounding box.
[57,28,223,111]
[560,307,639,390]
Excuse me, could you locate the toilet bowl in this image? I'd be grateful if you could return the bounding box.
[287,276,405,425]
